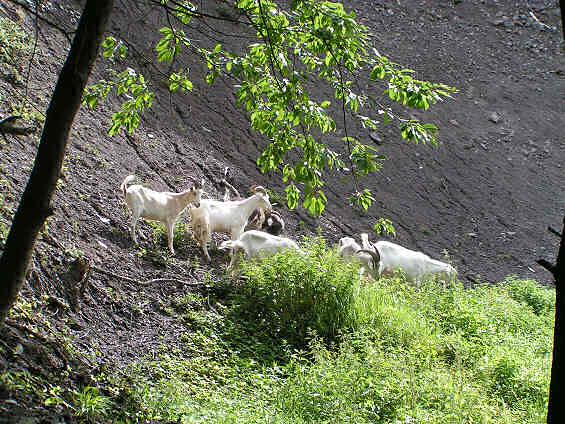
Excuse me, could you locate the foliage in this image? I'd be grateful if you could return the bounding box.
[0,17,32,65]
[373,216,396,236]
[72,386,112,422]
[97,240,552,423]
[83,0,456,216]
[229,237,361,347]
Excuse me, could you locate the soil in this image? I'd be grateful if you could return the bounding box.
[0,0,563,420]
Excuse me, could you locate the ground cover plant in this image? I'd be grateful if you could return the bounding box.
[99,241,553,423]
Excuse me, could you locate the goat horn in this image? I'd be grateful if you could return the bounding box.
[357,248,380,267]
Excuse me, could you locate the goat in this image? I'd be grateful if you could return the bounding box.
[360,233,457,285]
[187,185,272,261]
[186,203,212,261]
[120,174,202,255]
[246,208,285,236]
[338,236,380,279]
[219,230,302,273]
[221,172,285,236]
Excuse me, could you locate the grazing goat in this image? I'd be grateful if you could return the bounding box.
[360,233,457,285]
[120,175,202,255]
[338,236,380,279]
[219,230,302,272]
[187,186,272,261]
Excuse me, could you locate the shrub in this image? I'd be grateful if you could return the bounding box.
[231,238,361,348]
[0,17,31,65]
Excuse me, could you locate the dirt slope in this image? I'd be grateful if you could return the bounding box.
[0,0,563,418]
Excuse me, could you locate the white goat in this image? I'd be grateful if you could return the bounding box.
[186,202,212,262]
[219,230,302,272]
[187,186,272,261]
[120,175,202,255]
[360,233,457,285]
[338,236,380,279]
[221,177,284,236]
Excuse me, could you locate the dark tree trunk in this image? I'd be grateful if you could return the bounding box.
[0,0,115,325]
[542,213,565,423]
[547,3,564,422]
[561,0,565,46]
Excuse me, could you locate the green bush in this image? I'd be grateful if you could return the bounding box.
[0,17,31,65]
[231,238,361,348]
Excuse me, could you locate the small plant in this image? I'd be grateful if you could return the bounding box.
[73,386,112,422]
[232,238,362,347]
[145,219,192,256]
[0,17,32,65]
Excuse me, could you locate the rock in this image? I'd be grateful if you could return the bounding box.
[488,112,502,123]
[369,132,383,145]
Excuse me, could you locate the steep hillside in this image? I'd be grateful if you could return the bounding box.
[0,0,563,419]
[2,0,563,283]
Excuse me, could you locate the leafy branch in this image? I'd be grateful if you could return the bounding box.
[83,0,456,217]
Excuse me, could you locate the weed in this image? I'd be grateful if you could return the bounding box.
[0,17,32,66]
[73,386,112,422]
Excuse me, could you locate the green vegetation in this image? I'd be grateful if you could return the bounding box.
[96,241,552,423]
[0,16,31,66]
[84,0,456,216]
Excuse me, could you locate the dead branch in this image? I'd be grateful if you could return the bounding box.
[537,259,557,276]
[549,226,563,238]
[46,295,70,311]
[91,264,200,286]
[0,115,36,136]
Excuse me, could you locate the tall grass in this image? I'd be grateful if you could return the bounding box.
[106,241,554,423]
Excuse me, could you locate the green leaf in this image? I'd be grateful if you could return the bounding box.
[285,184,299,210]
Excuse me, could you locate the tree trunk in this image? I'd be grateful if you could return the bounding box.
[544,213,565,423]
[0,0,115,325]
[561,0,565,46]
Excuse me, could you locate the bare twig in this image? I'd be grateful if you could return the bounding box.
[92,264,201,286]
[24,0,40,103]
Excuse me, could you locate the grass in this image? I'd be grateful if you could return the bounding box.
[0,239,552,422]
[97,240,553,423]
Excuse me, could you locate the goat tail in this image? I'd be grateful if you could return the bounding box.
[120,175,136,199]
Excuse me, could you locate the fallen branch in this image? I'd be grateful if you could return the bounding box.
[0,115,37,135]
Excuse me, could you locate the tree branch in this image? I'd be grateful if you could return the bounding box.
[92,264,201,286]
[538,259,557,276]
[549,226,563,238]
[0,115,37,136]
